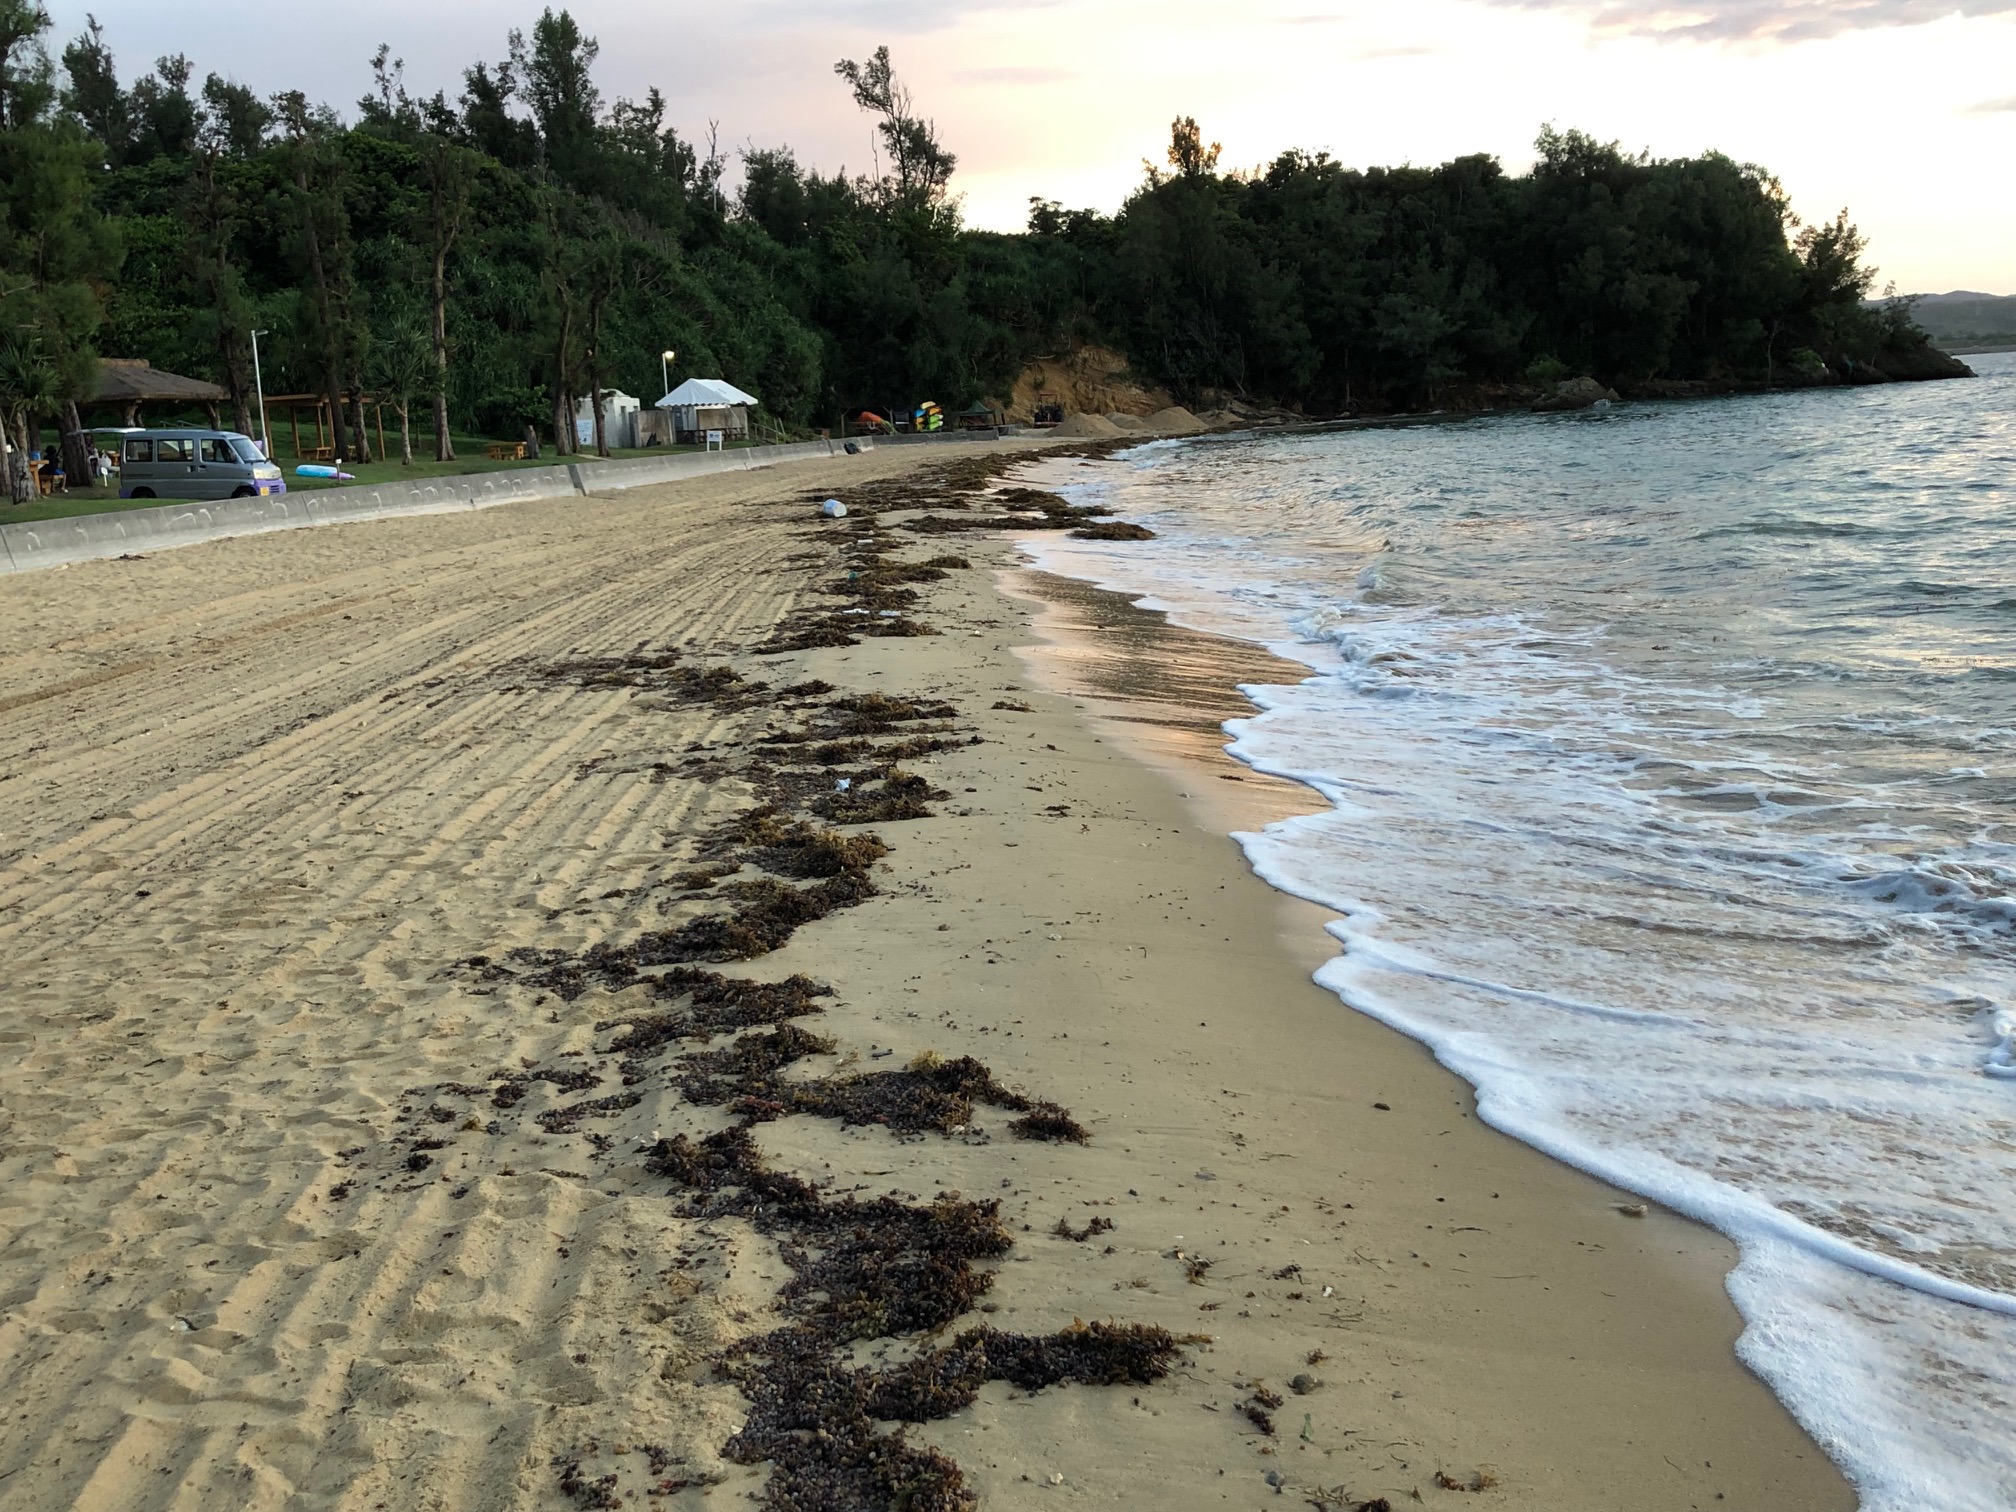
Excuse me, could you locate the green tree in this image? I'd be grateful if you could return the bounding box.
[181,149,256,433]
[58,13,126,161]
[517,8,599,185]
[370,302,432,465]
[1,0,113,493]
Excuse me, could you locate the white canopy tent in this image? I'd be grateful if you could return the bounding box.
[655,378,760,444]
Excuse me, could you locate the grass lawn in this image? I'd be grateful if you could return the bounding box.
[2,432,774,526]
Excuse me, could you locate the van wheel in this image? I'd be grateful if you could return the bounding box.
[232,486,256,498]
[131,488,155,498]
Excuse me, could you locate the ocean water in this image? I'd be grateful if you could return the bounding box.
[1018,351,2016,1512]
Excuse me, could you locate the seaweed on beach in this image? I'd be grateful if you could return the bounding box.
[643,1123,1183,1512]
[639,870,882,964]
[1071,520,1157,541]
[1008,1103,1091,1142]
[811,768,945,824]
[532,651,768,707]
[704,807,890,877]
[761,694,959,746]
[1053,1215,1116,1242]
[465,804,895,998]
[599,970,832,1057]
[753,611,940,655]
[678,1045,1045,1137]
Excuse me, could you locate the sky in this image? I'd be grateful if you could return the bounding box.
[44,0,2016,295]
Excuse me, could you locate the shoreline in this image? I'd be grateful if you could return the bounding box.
[0,440,1854,1510]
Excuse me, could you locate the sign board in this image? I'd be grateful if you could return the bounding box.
[705,429,724,452]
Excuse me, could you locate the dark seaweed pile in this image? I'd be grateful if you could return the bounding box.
[650,1125,1180,1512]
[440,452,1181,1508]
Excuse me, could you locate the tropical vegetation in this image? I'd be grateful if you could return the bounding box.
[0,1,1948,502]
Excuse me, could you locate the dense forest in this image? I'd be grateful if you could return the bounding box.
[0,0,1954,496]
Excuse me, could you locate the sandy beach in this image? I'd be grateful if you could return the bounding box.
[0,440,1856,1511]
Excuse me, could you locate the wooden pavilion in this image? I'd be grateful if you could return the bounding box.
[90,359,227,427]
[265,393,390,463]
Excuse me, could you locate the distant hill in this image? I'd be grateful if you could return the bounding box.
[1898,292,2016,346]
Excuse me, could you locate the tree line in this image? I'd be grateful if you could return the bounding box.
[0,1,1938,501]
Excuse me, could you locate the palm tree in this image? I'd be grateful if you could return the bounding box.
[371,322,434,467]
[0,334,61,504]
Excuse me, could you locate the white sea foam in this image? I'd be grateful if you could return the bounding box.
[1017,356,2016,1509]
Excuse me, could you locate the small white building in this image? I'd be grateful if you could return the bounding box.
[574,390,642,449]
[656,378,759,445]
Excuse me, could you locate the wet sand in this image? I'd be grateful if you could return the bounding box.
[0,440,1855,1511]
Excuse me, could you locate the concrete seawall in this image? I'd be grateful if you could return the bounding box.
[0,437,872,576]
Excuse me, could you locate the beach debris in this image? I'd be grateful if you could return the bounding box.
[1301,1413,1315,1443]
[1307,1495,1393,1512]
[1291,1373,1321,1395]
[530,649,767,709]
[1372,1102,1391,1111]
[1008,1103,1089,1142]
[1267,1469,1288,1490]
[812,768,946,825]
[1053,1214,1116,1242]
[679,1041,1059,1138]
[1240,1395,1280,1436]
[820,498,847,518]
[1433,1470,1500,1493]
[1616,1203,1649,1218]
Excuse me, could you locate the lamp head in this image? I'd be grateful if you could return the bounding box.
[662,350,676,362]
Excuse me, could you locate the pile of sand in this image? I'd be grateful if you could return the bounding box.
[1145,406,1207,436]
[1104,413,1152,432]
[1054,412,1125,439]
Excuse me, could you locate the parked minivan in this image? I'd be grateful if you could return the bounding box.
[115,429,287,500]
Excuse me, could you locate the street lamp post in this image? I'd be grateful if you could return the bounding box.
[660,349,676,401]
[251,329,271,457]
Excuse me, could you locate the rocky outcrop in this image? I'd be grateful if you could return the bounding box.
[1862,343,1974,383]
[1531,376,1620,412]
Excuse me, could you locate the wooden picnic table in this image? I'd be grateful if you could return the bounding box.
[484,441,527,461]
[29,460,63,497]
[298,445,338,463]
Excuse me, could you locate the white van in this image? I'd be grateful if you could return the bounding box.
[116,429,286,500]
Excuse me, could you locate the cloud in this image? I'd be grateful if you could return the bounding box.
[1962,91,2016,111]
[1480,0,2016,43]
[951,66,1078,85]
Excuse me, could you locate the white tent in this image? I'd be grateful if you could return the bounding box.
[657,378,760,409]
[655,378,759,444]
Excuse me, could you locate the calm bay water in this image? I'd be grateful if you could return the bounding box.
[1021,351,2016,1512]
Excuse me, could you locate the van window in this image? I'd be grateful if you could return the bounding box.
[229,437,266,463]
[123,438,153,463]
[157,438,193,462]
[203,438,236,463]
